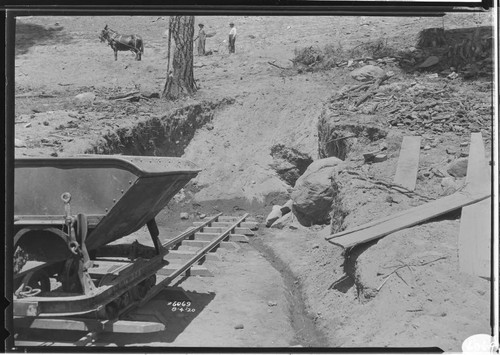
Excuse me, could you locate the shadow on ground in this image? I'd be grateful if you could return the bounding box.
[16,22,73,56]
[97,287,216,346]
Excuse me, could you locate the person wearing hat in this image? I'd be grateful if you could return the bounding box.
[228,22,237,53]
[194,23,206,56]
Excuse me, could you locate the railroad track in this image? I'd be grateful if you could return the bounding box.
[12,213,258,348]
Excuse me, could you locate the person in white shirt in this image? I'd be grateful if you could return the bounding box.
[228,22,237,53]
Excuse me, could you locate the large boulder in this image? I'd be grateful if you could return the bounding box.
[350,65,385,82]
[291,157,344,226]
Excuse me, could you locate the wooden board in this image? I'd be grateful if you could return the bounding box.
[459,198,491,278]
[327,190,490,249]
[458,132,491,278]
[203,226,254,235]
[14,317,165,333]
[194,232,249,243]
[393,136,421,191]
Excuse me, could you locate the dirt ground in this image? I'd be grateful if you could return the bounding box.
[12,13,494,350]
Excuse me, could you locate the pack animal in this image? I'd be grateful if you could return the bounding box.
[99,25,144,61]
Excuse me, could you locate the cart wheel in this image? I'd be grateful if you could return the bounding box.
[61,257,81,293]
[145,274,156,289]
[104,301,120,319]
[118,291,131,308]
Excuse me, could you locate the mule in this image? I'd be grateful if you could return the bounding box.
[99,25,144,61]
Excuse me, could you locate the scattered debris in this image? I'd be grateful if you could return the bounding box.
[344,170,432,201]
[377,255,448,291]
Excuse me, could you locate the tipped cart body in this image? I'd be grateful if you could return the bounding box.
[13,155,200,318]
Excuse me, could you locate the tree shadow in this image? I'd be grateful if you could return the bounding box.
[16,22,74,56]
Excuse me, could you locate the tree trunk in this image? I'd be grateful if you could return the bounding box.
[162,16,197,100]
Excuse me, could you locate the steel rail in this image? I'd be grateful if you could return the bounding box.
[138,213,249,307]
[13,213,224,317]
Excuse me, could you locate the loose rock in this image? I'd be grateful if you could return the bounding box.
[234,324,244,330]
[350,65,385,82]
[280,199,293,215]
[180,212,189,220]
[15,138,27,147]
[74,92,96,105]
[270,212,294,229]
[266,205,283,227]
[447,158,468,178]
[374,153,387,162]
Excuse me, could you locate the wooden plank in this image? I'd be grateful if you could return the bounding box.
[194,232,249,243]
[14,317,98,332]
[327,190,490,249]
[165,250,220,261]
[15,340,77,347]
[459,132,491,278]
[393,136,421,191]
[157,264,213,277]
[14,317,165,333]
[102,320,165,333]
[194,221,258,230]
[459,198,491,278]
[218,216,257,223]
[182,239,237,250]
[463,132,490,194]
[203,226,254,235]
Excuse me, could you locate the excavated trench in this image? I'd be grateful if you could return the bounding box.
[84,98,234,156]
[79,98,331,346]
[73,98,391,345]
[250,237,329,347]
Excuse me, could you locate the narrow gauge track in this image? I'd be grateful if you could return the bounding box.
[13,214,258,347]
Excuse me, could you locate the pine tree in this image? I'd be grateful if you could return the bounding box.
[162,16,197,100]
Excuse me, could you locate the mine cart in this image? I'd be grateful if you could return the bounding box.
[13,156,200,329]
[12,155,258,346]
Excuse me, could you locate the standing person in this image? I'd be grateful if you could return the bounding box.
[228,22,237,53]
[194,23,206,56]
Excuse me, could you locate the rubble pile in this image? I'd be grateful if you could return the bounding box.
[328,74,492,138]
[386,81,492,136]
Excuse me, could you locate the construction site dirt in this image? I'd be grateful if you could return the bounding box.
[8,11,496,351]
